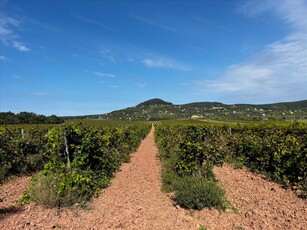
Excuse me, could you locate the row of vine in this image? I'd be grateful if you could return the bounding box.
[155,122,307,204]
[1,122,150,207]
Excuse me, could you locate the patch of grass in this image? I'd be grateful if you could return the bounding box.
[174,175,228,210]
[18,189,31,206]
[28,172,88,208]
[230,204,240,214]
[198,225,208,230]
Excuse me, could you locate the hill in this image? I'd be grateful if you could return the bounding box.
[136,98,173,107]
[77,99,307,121]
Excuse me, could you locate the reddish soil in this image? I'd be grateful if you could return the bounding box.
[0,176,31,208]
[196,165,307,229]
[0,126,306,229]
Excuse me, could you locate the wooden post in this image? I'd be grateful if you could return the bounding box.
[62,124,71,171]
[21,129,25,140]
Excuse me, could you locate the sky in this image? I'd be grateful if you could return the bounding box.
[0,0,307,116]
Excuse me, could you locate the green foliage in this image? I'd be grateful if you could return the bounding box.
[198,225,208,230]
[28,122,150,207]
[227,122,307,192]
[156,122,307,196]
[28,171,91,207]
[156,125,227,177]
[0,126,51,184]
[0,121,150,207]
[0,111,64,125]
[18,190,30,206]
[156,124,229,210]
[174,175,228,210]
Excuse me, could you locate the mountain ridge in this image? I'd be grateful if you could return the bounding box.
[94,98,307,121]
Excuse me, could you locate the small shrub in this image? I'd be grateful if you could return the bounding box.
[28,172,87,208]
[18,190,30,206]
[174,175,228,210]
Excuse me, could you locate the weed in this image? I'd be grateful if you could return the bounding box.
[28,172,87,208]
[174,175,228,210]
[18,189,31,206]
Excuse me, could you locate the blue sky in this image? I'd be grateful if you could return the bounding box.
[1,0,307,116]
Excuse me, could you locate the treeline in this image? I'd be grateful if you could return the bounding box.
[0,112,64,124]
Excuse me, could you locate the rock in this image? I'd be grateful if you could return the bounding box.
[245,211,253,218]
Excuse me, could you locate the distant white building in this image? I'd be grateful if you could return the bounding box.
[191,115,202,119]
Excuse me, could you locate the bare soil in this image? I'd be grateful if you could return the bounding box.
[0,127,306,229]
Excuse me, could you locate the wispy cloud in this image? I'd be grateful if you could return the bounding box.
[12,75,23,80]
[32,92,47,97]
[196,0,307,103]
[71,12,119,33]
[136,82,147,88]
[129,13,176,33]
[187,12,233,32]
[142,56,190,71]
[100,48,118,63]
[93,71,115,78]
[13,41,30,52]
[0,13,30,52]
[0,55,7,60]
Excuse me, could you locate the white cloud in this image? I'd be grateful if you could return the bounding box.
[0,55,6,60]
[197,0,307,103]
[13,41,30,52]
[0,13,30,52]
[93,72,115,78]
[137,83,147,88]
[142,56,190,71]
[238,0,307,32]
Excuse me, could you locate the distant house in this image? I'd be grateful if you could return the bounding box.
[191,115,202,119]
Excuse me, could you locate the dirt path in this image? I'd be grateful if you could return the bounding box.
[1,126,306,229]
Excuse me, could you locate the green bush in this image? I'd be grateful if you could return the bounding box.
[156,123,307,195]
[156,124,230,211]
[174,175,228,210]
[0,126,50,184]
[27,122,150,207]
[28,172,87,207]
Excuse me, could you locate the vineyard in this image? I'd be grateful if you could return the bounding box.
[0,122,150,207]
[0,120,306,229]
[155,121,307,204]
